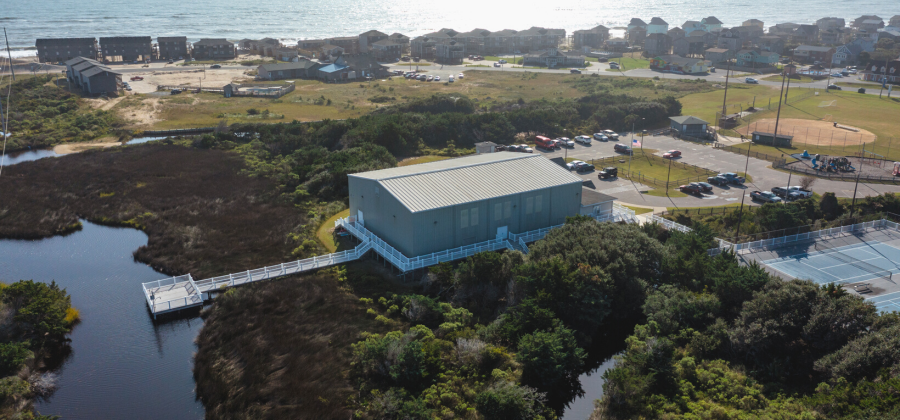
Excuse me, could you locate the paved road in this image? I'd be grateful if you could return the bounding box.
[530,135,900,209]
[26,57,889,97]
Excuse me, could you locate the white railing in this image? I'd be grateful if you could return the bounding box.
[141,274,200,314]
[706,219,897,256]
[650,214,692,233]
[518,237,530,254]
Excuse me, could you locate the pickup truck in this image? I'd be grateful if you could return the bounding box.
[750,190,783,203]
[772,186,813,200]
[717,172,745,185]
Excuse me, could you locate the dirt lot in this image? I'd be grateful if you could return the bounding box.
[748,118,875,146]
[126,68,254,93]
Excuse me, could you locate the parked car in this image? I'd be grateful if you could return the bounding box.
[171,89,182,94]
[786,186,813,198]
[574,161,595,172]
[718,172,745,185]
[458,73,464,78]
[493,62,501,67]
[603,130,619,140]
[849,69,858,74]
[827,84,841,90]
[751,190,783,203]
[434,76,441,81]
[125,86,132,91]
[693,182,713,193]
[831,73,843,78]
[498,59,507,64]
[167,60,174,64]
[745,77,759,84]
[534,135,556,150]
[570,69,582,74]
[680,184,704,195]
[566,160,583,170]
[707,175,729,186]
[598,167,618,179]
[663,150,682,158]
[448,76,454,82]
[427,75,434,81]
[593,133,608,141]
[556,137,575,148]
[210,64,222,69]
[709,67,716,72]
[609,63,620,70]
[772,186,813,200]
[614,143,632,155]
[130,76,144,81]
[519,144,534,153]
[575,135,592,144]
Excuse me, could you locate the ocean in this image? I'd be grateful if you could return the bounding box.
[3,0,899,57]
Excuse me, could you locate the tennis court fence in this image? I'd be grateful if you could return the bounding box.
[707,218,900,256]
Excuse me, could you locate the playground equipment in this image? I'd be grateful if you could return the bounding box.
[815,156,856,173]
[893,162,900,177]
[801,150,811,159]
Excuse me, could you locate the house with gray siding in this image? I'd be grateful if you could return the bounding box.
[669,115,709,138]
[64,56,120,96]
[348,153,584,257]
[37,38,98,63]
[157,36,188,60]
[99,36,152,62]
[192,39,236,59]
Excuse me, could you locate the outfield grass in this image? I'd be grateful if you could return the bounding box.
[711,90,900,160]
[398,155,451,166]
[316,209,350,252]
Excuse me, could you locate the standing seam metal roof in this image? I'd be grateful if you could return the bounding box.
[352,152,583,213]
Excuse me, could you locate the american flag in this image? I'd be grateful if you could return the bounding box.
[632,138,641,147]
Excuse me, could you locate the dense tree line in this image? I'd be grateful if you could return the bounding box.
[346,215,900,419]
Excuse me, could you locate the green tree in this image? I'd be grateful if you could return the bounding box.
[517,323,586,402]
[475,381,548,420]
[1,280,73,348]
[820,192,843,220]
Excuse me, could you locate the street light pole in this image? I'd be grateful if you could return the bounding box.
[666,157,673,196]
[849,165,863,218]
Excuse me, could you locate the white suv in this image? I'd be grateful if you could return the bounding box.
[575,135,592,144]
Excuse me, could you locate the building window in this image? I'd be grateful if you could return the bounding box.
[535,196,543,213]
[470,207,479,226]
[460,209,469,228]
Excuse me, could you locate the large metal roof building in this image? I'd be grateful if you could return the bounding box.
[348,152,585,257]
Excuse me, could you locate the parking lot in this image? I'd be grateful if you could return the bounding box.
[524,134,900,209]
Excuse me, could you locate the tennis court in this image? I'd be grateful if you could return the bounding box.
[761,241,900,286]
[867,292,900,313]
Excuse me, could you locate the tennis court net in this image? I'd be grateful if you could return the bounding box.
[815,243,893,283]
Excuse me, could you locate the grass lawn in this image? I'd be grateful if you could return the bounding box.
[121,70,716,130]
[398,155,451,166]
[679,84,792,124]
[623,205,654,215]
[666,203,744,213]
[644,188,689,198]
[713,90,900,160]
[316,209,350,252]
[835,81,882,90]
[762,74,818,83]
[605,56,651,72]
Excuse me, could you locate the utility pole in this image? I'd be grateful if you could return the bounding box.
[879,62,889,98]
[3,28,15,81]
[849,165,863,218]
[665,157,673,196]
[735,143,752,239]
[720,59,731,122]
[772,63,789,146]
[784,51,795,103]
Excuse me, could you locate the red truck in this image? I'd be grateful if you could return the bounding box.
[534,135,556,150]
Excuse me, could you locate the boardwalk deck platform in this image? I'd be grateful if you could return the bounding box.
[142,206,636,317]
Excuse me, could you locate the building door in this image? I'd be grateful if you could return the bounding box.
[496,226,508,240]
[357,210,364,227]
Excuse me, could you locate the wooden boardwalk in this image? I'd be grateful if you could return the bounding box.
[142,208,636,317]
